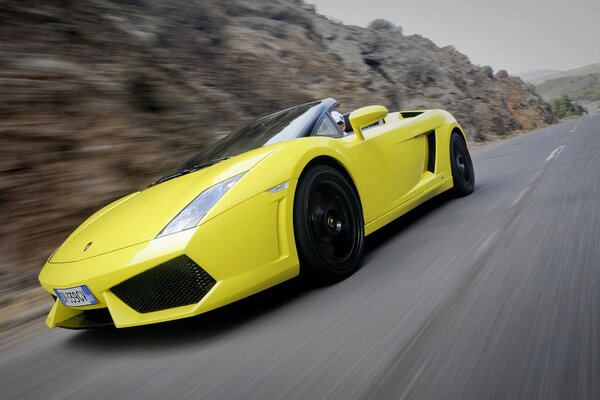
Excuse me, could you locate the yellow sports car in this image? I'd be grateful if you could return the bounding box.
[39,98,474,329]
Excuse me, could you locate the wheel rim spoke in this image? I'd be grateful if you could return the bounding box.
[307,179,357,263]
[455,147,472,185]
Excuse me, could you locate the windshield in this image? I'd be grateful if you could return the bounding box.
[157,101,322,183]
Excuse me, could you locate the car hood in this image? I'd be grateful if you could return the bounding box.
[50,145,281,263]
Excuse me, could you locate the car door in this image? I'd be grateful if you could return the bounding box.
[351,116,430,223]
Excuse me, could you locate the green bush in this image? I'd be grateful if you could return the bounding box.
[551,95,586,119]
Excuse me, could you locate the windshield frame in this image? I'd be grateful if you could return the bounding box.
[154,98,339,184]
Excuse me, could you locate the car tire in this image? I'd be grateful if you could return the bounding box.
[294,164,365,283]
[449,133,475,196]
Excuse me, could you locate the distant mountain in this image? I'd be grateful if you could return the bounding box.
[532,63,600,113]
[518,69,562,82]
[530,63,600,85]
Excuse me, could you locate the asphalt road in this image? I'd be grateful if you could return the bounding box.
[2,116,599,400]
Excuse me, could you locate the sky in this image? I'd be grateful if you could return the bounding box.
[308,0,600,75]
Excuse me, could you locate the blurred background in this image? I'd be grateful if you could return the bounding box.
[3,0,596,331]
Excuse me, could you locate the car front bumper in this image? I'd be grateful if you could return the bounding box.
[39,189,298,328]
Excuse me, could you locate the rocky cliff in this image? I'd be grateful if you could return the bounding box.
[0,0,555,287]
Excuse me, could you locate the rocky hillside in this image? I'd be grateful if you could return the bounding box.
[0,0,555,288]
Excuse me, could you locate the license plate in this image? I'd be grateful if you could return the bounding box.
[54,285,97,307]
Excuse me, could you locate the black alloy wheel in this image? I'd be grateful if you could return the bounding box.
[450,132,475,196]
[294,165,364,283]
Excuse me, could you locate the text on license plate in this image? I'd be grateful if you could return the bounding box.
[54,285,97,307]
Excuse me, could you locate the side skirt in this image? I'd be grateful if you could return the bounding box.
[364,177,453,236]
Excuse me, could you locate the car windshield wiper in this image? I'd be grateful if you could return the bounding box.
[153,157,231,185]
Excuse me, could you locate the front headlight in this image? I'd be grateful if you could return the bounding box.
[157,173,245,238]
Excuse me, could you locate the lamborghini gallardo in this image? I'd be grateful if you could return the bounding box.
[39,98,474,328]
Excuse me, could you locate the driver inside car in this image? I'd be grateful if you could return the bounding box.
[330,111,347,134]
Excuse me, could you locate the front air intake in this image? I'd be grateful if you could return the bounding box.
[111,255,216,313]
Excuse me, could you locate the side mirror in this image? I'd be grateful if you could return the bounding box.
[349,105,388,140]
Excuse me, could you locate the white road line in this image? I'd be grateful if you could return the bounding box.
[529,170,542,185]
[512,145,565,208]
[511,188,529,208]
[545,145,564,163]
[476,229,501,254]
